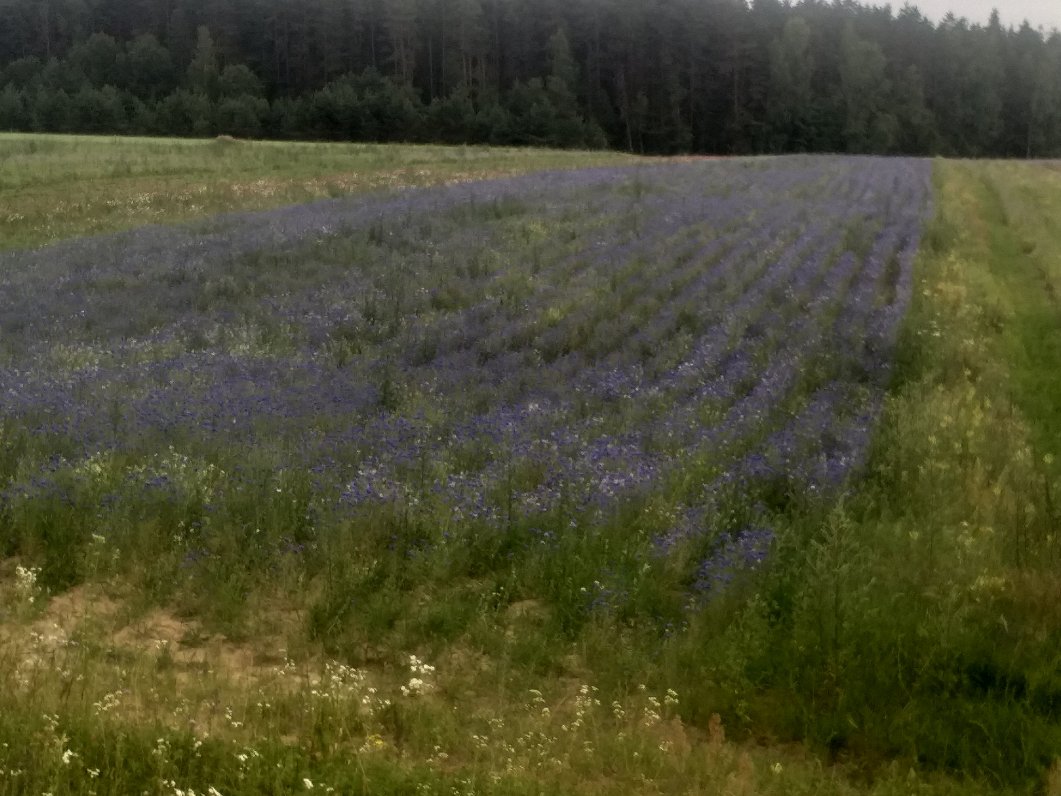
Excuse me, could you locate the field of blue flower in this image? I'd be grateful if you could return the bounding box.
[3,141,1061,795]
[1,157,928,590]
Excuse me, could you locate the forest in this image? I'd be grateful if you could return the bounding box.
[1,0,1059,157]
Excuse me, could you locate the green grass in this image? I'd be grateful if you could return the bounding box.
[748,158,1061,785]
[4,139,1061,794]
[0,133,639,250]
[970,162,1061,463]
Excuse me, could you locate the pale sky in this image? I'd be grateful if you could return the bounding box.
[910,1,1061,31]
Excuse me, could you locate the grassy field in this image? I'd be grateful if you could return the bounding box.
[2,137,1061,796]
[0,133,638,250]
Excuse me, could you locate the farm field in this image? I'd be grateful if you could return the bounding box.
[0,134,638,250]
[2,137,1061,795]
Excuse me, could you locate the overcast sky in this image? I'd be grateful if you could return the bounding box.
[910,1,1061,31]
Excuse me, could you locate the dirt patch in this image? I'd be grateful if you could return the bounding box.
[505,599,547,623]
[0,579,302,693]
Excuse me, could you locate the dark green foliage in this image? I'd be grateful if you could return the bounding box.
[155,89,213,136]
[0,0,1059,153]
[125,34,176,100]
[218,64,263,99]
[215,94,267,137]
[31,87,74,132]
[71,84,127,132]
[0,84,29,129]
[304,71,423,142]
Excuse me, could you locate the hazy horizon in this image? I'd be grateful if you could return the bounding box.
[911,1,1061,31]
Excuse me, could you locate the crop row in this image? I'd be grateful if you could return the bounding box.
[0,156,931,589]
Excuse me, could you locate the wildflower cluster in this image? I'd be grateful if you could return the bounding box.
[13,565,40,605]
[401,655,437,697]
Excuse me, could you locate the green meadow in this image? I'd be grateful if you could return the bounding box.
[2,136,1061,796]
[0,134,638,250]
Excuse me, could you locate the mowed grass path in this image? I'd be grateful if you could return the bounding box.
[972,162,1061,462]
[0,133,639,250]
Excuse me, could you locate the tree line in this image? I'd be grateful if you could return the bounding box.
[1,0,1059,156]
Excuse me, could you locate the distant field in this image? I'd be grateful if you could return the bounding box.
[2,138,1061,795]
[0,133,638,249]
